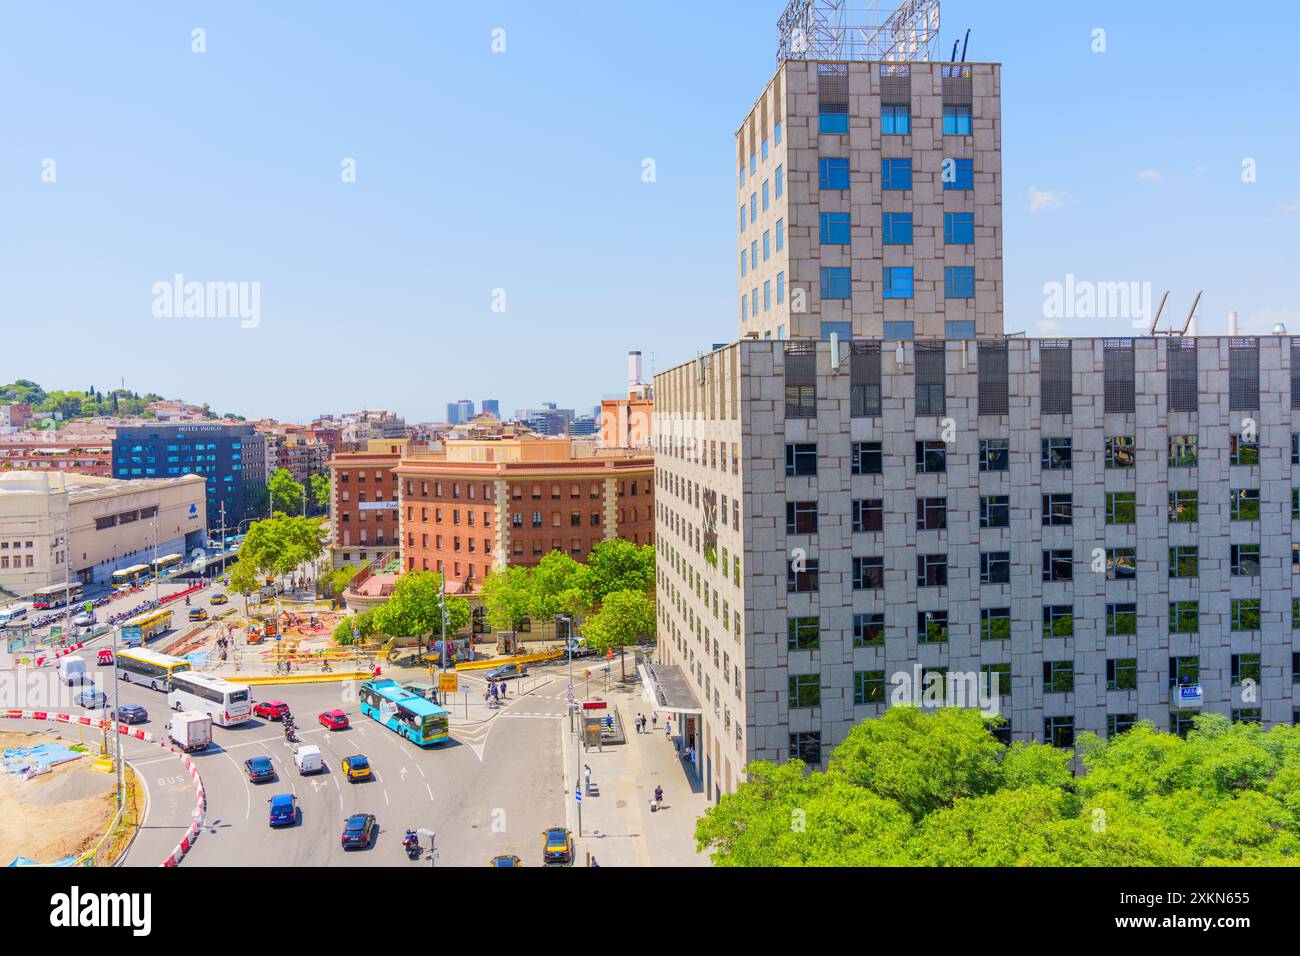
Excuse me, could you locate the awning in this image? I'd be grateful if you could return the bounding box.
[638,662,703,716]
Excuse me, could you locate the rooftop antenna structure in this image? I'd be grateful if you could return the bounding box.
[778,0,941,64]
[1180,291,1203,335]
[1147,290,1170,336]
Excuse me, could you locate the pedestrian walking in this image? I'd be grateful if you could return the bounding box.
[583,764,591,794]
[590,856,600,868]
[651,712,658,731]
[654,785,664,810]
[665,718,671,738]
[499,680,508,700]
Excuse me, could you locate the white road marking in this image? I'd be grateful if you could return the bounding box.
[416,764,426,779]
[426,783,434,802]
[383,790,389,805]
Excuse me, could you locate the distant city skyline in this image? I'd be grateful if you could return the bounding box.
[5,1,1299,421]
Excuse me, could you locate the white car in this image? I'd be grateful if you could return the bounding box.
[72,612,95,627]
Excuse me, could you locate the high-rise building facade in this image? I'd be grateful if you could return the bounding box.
[736,60,1002,342]
[481,400,501,419]
[112,423,266,530]
[653,335,1300,800]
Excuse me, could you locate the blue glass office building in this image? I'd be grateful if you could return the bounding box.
[112,423,268,530]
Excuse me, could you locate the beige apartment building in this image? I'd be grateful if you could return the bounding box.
[737,59,1002,342]
[0,471,207,595]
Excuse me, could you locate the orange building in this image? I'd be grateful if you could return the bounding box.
[328,448,403,568]
[600,351,654,449]
[395,437,654,595]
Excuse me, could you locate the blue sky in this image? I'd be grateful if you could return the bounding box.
[2,1,1298,422]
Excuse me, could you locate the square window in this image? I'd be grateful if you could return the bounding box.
[819,158,850,190]
[820,267,852,300]
[944,159,974,190]
[883,267,914,300]
[853,614,884,647]
[881,105,910,135]
[944,213,975,245]
[882,213,913,245]
[943,105,973,135]
[820,212,851,245]
[944,267,975,299]
[881,158,912,190]
[819,112,849,134]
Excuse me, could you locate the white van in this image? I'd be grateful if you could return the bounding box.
[57,656,87,686]
[0,604,30,627]
[293,744,323,775]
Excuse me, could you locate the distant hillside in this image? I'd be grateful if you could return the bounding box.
[0,379,232,423]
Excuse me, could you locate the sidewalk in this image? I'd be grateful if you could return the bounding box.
[562,668,711,867]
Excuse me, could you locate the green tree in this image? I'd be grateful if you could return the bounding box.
[580,588,655,679]
[309,473,331,513]
[479,566,534,636]
[528,550,588,620]
[236,514,325,581]
[332,609,376,646]
[329,564,358,600]
[575,540,655,607]
[268,468,305,516]
[372,571,470,646]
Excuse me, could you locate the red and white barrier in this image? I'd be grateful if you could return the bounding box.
[32,642,88,667]
[0,709,206,867]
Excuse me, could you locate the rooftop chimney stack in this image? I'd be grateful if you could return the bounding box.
[1228,312,1239,336]
[628,351,644,388]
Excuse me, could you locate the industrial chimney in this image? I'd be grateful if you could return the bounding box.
[628,351,644,388]
[1228,312,1239,336]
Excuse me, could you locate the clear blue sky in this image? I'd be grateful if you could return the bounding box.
[3,1,1297,422]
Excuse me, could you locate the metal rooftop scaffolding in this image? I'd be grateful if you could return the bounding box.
[777,0,941,64]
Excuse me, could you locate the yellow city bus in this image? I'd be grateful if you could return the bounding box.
[151,553,183,577]
[120,608,173,646]
[111,564,151,589]
[116,647,190,691]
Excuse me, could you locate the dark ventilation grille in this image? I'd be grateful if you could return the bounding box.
[1292,339,1300,409]
[1166,339,1198,413]
[941,64,973,105]
[1039,340,1073,415]
[915,342,946,417]
[784,343,817,419]
[850,342,882,418]
[818,63,849,115]
[879,63,911,105]
[1103,339,1136,414]
[977,342,1009,416]
[1229,338,1260,411]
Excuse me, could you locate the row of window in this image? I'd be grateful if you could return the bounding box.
[738,119,781,186]
[816,104,974,137]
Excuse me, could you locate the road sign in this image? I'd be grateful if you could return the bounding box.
[84,601,93,614]
[575,787,582,803]
[566,683,574,694]
[438,673,459,694]
[582,701,606,711]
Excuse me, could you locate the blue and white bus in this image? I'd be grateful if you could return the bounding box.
[358,680,450,746]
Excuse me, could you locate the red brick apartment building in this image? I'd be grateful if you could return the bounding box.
[394,437,654,594]
[328,448,402,568]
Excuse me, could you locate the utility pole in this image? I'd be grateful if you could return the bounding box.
[151,522,159,604]
[439,573,447,671]
[111,622,123,807]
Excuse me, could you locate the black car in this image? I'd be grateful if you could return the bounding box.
[341,813,377,849]
[114,704,148,724]
[244,755,277,783]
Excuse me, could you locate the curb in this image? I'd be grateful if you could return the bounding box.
[0,709,206,868]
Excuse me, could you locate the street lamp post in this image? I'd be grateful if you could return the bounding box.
[111,623,123,807]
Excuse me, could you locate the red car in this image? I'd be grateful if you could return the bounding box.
[319,710,349,731]
[96,649,114,666]
[253,699,290,721]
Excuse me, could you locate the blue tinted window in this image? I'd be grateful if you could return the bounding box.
[775,120,782,145]
[820,112,849,134]
[775,165,783,199]
[752,289,759,314]
[882,213,913,245]
[883,267,914,300]
[751,241,758,270]
[762,180,770,211]
[764,280,772,312]
[945,213,975,245]
[821,322,852,341]
[739,165,745,187]
[819,158,850,190]
[776,219,785,252]
[820,268,852,300]
[945,321,976,340]
[763,230,771,261]
[882,106,910,135]
[777,272,785,304]
[819,212,851,245]
[750,194,757,219]
[740,251,746,278]
[945,159,974,190]
[750,154,756,175]
[884,321,915,340]
[740,206,746,233]
[741,296,747,321]
[881,159,912,190]
[943,106,972,136]
[761,138,769,162]
[945,267,976,299]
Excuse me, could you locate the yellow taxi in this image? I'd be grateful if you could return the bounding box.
[187,608,209,622]
[210,593,229,606]
[342,755,372,782]
[541,827,573,866]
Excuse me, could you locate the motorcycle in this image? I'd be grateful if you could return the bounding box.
[402,830,419,859]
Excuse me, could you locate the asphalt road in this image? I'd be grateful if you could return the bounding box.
[77,669,573,867]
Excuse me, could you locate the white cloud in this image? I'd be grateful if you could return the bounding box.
[1028,186,1070,213]
[1137,169,1163,182]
